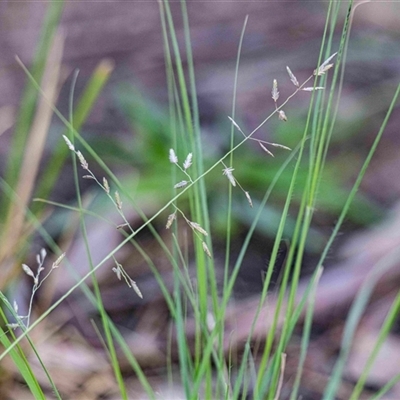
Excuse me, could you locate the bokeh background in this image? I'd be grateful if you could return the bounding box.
[1,1,400,398]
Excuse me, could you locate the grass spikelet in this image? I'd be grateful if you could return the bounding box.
[286,66,299,87]
[259,142,275,157]
[62,135,75,151]
[202,241,212,259]
[271,79,279,102]
[22,263,35,280]
[174,180,188,189]
[169,148,178,164]
[52,253,65,269]
[268,143,292,150]
[278,110,287,121]
[183,153,193,170]
[189,221,208,236]
[245,191,253,208]
[112,258,143,299]
[76,151,88,170]
[130,279,143,299]
[228,116,245,136]
[103,177,110,194]
[116,223,129,230]
[112,266,122,280]
[166,212,176,229]
[314,52,337,76]
[302,86,325,92]
[223,167,236,187]
[38,248,47,264]
[114,191,122,210]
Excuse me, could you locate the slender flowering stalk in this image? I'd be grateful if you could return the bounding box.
[229,116,291,157]
[62,138,134,233]
[10,249,65,328]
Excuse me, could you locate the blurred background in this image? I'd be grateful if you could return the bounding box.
[1,1,400,398]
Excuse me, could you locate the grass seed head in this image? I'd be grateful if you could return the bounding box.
[272,79,279,102]
[115,191,122,210]
[62,135,75,151]
[183,153,193,170]
[174,180,188,189]
[278,110,287,122]
[22,263,35,279]
[269,143,291,150]
[314,52,337,76]
[223,167,236,187]
[76,151,89,170]
[189,221,208,236]
[302,86,324,91]
[40,248,47,261]
[245,191,253,208]
[103,177,110,194]
[130,279,143,299]
[202,241,212,258]
[112,266,122,280]
[116,223,129,229]
[228,116,245,136]
[169,148,178,164]
[259,142,274,157]
[166,212,177,229]
[286,66,299,87]
[52,252,65,269]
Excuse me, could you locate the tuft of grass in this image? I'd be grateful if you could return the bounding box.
[1,0,399,398]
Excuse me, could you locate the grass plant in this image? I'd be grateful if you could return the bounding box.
[1,0,399,398]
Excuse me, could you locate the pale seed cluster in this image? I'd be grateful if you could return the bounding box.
[112,257,143,298]
[169,149,194,189]
[166,206,212,259]
[7,249,65,329]
[62,135,143,298]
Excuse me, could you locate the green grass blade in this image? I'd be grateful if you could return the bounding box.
[290,267,323,400]
[350,291,400,399]
[0,306,46,399]
[323,246,400,398]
